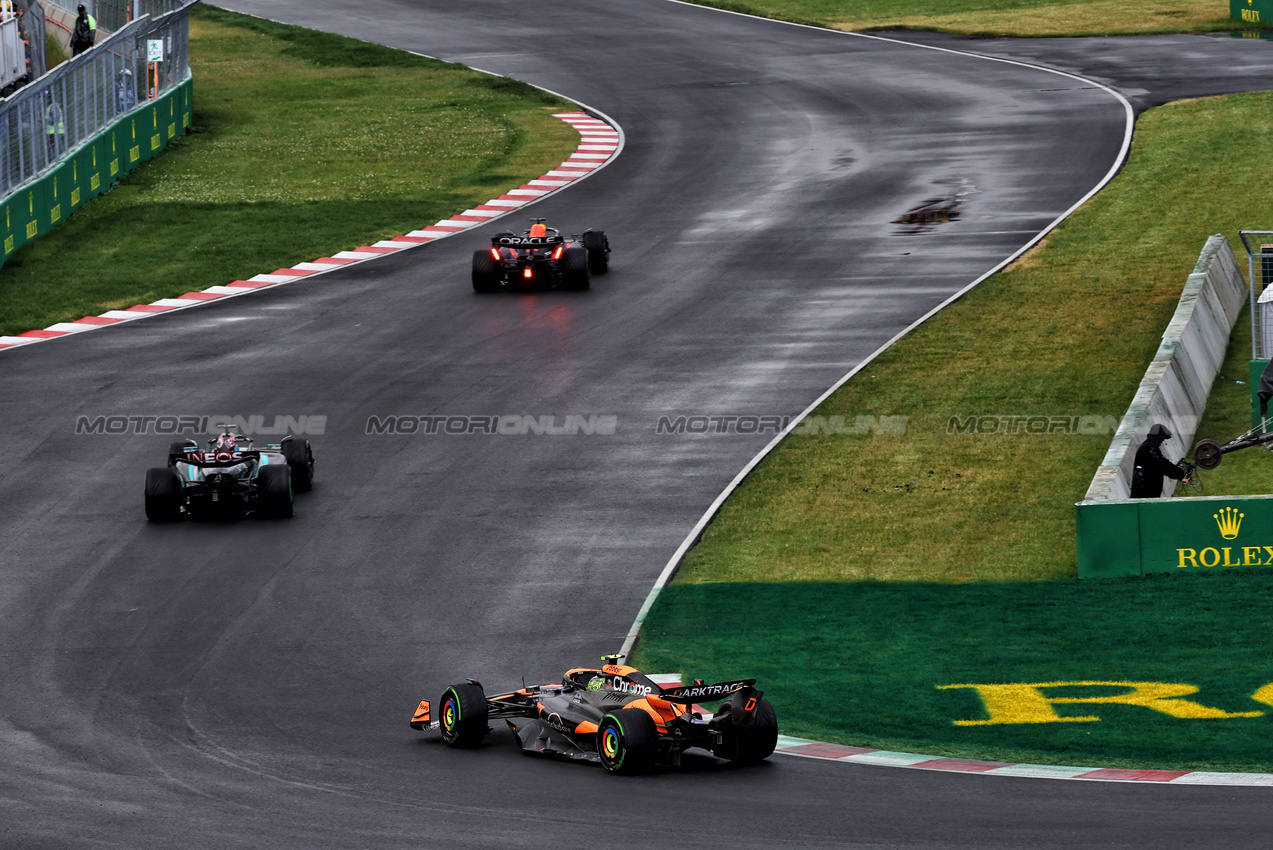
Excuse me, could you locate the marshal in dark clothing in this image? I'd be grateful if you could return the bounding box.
[1130,423,1187,498]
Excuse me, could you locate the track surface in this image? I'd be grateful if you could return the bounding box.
[4,1,1273,846]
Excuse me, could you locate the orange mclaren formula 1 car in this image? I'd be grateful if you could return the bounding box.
[409,656,778,774]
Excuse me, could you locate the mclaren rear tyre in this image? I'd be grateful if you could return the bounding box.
[257,464,293,518]
[561,246,591,291]
[472,250,501,293]
[1194,438,1223,471]
[716,695,778,764]
[281,436,314,492]
[598,708,658,775]
[438,683,488,748]
[581,230,609,275]
[144,467,183,522]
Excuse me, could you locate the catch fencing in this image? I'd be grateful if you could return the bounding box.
[39,0,189,32]
[0,0,192,202]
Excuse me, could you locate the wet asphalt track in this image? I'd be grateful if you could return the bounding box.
[4,0,1273,846]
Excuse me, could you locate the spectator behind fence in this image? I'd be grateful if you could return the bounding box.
[43,93,64,158]
[71,4,96,56]
[115,68,135,114]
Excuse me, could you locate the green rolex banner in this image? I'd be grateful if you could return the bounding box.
[1077,495,1273,577]
[1233,0,1273,24]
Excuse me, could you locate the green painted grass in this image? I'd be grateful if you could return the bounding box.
[636,578,1273,771]
[0,4,576,336]
[686,0,1237,37]
[632,92,1273,769]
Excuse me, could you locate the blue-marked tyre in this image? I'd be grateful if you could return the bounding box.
[598,708,658,775]
[439,683,488,748]
[144,467,182,522]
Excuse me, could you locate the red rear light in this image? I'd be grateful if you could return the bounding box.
[552,245,563,260]
[523,268,533,279]
[490,247,500,261]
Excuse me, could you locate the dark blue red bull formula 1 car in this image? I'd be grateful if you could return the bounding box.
[471,219,609,292]
[410,655,777,774]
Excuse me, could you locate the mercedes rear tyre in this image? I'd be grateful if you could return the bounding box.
[598,708,658,775]
[561,246,590,291]
[438,683,488,748]
[144,467,183,522]
[281,436,313,492]
[257,464,293,517]
[472,249,501,292]
[581,230,609,274]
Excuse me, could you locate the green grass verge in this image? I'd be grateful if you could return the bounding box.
[632,91,1273,768]
[638,577,1273,771]
[0,4,577,337]
[683,0,1239,37]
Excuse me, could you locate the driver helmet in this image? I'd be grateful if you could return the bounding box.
[529,222,547,237]
[215,432,237,450]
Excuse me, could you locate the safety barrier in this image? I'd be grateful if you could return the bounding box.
[0,74,189,260]
[0,0,192,264]
[1075,235,1249,577]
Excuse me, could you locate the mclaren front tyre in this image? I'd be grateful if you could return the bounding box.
[598,708,658,775]
[438,683,489,748]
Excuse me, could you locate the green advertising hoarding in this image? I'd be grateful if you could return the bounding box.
[1077,494,1273,577]
[1233,0,1273,24]
[0,78,191,267]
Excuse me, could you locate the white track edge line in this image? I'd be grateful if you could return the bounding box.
[620,5,1135,661]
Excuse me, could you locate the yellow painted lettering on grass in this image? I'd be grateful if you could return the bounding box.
[1177,548,1197,568]
[940,681,1263,725]
[1245,684,1273,708]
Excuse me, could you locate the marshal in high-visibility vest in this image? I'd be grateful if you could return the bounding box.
[71,4,97,56]
[44,99,65,156]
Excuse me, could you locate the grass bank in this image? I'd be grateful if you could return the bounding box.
[632,91,1273,767]
[0,5,576,337]
[685,0,1237,37]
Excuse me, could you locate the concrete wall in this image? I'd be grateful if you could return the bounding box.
[43,3,75,55]
[1083,234,1247,502]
